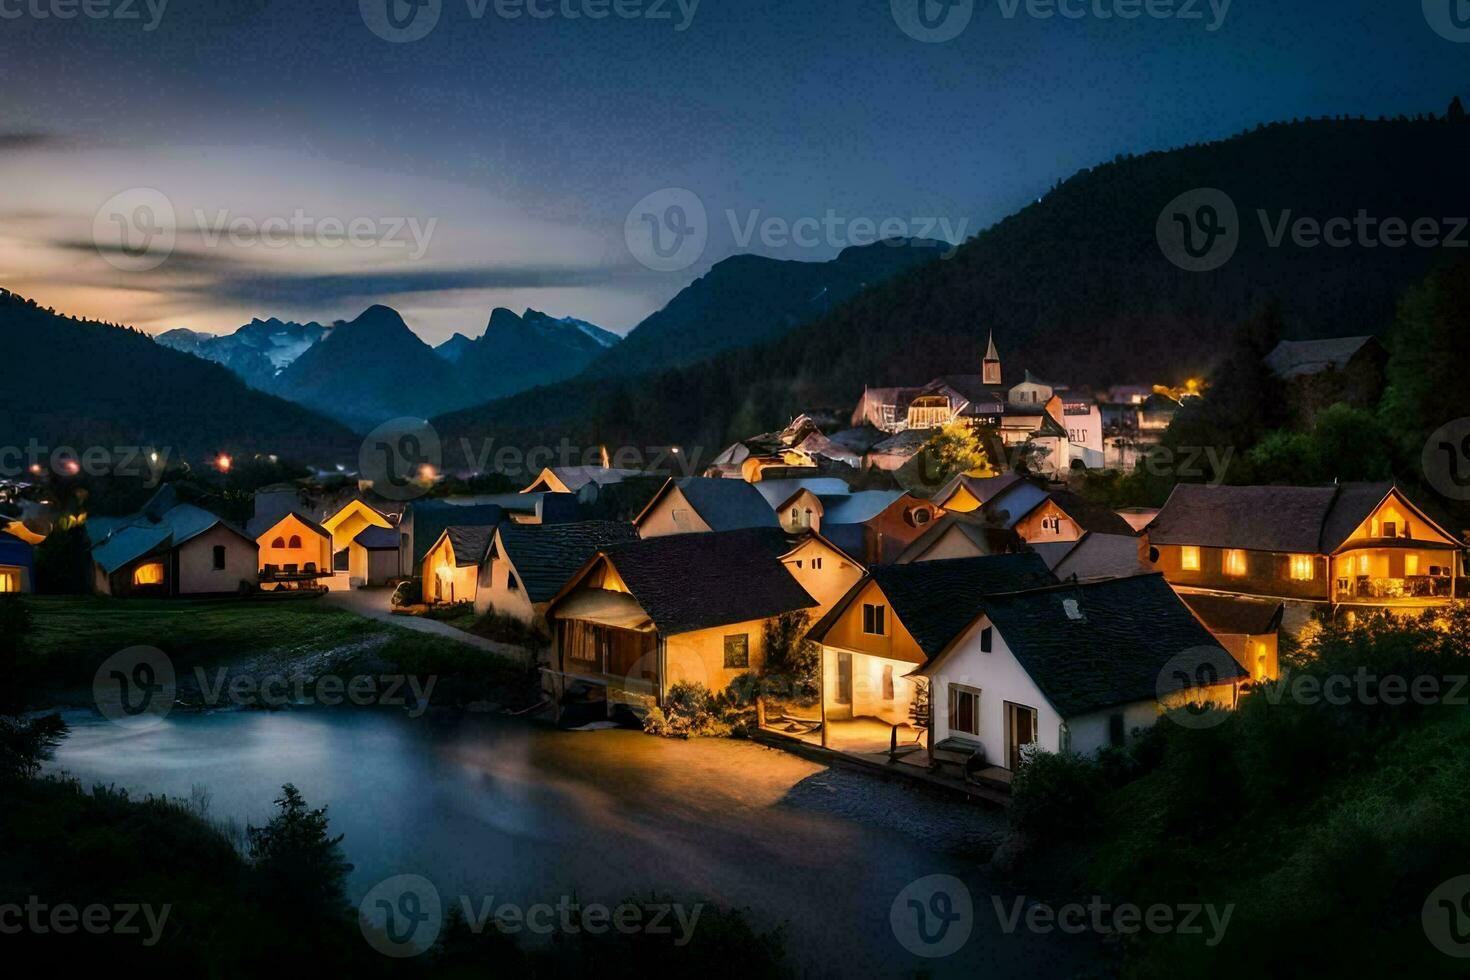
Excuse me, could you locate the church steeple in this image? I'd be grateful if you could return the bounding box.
[983,330,1002,386]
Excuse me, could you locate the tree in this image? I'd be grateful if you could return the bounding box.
[1449,96,1466,123]
[247,784,353,921]
[0,596,67,779]
[909,420,1001,490]
[1378,257,1470,461]
[34,519,93,595]
[760,611,820,701]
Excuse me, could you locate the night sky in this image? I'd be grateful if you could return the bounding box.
[1,0,1464,342]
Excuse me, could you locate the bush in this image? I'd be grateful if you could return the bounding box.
[1009,750,1110,844]
[391,578,422,607]
[644,682,730,738]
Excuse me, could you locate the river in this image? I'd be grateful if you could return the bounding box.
[45,707,1104,978]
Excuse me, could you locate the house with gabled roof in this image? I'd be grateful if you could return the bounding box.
[255,511,334,591]
[475,520,641,625]
[1149,481,1465,625]
[520,466,642,496]
[544,527,817,717]
[422,524,498,606]
[90,486,258,597]
[633,477,778,537]
[807,561,1242,772]
[1179,593,1284,682]
[350,526,400,587]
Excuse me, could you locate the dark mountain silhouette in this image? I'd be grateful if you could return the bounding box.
[270,305,467,430]
[433,332,476,364]
[157,317,328,390]
[0,289,357,464]
[434,110,1470,462]
[585,238,952,377]
[455,308,619,401]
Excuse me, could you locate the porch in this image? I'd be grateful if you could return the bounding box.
[1332,544,1460,603]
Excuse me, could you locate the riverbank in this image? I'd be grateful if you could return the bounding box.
[18,594,541,714]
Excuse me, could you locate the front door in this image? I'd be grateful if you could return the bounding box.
[1005,702,1038,771]
[836,652,853,705]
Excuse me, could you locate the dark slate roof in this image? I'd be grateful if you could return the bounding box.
[254,509,331,543]
[1180,593,1285,636]
[820,521,869,563]
[669,477,779,531]
[600,528,816,635]
[937,471,1026,506]
[1043,490,1138,537]
[1150,482,1451,554]
[410,502,505,565]
[445,525,498,567]
[497,521,640,603]
[1149,483,1341,553]
[354,525,399,550]
[1265,337,1380,379]
[979,574,1245,717]
[819,553,1056,659]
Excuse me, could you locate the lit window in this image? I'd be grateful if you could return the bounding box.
[1358,554,1370,575]
[1407,554,1420,577]
[1255,643,1268,681]
[862,603,887,636]
[0,569,18,593]
[1290,555,1315,581]
[1224,550,1247,576]
[1180,546,1201,571]
[133,562,164,586]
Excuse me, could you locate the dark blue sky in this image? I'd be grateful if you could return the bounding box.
[1,0,1463,341]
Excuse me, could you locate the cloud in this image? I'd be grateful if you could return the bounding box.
[0,131,62,153]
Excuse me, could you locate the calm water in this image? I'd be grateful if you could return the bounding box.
[46,707,1102,978]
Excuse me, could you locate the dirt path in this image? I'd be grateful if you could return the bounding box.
[319,588,527,660]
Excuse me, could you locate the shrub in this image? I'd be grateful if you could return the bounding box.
[1009,750,1109,845]
[644,682,730,738]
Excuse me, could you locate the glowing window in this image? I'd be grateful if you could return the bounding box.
[1224,550,1247,576]
[1180,546,1201,571]
[1290,555,1315,581]
[1255,643,1268,681]
[133,562,164,586]
[0,568,18,593]
[1407,554,1420,576]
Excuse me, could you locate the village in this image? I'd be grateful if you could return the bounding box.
[5,331,1458,803]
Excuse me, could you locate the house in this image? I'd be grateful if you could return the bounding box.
[772,530,867,617]
[1149,482,1465,628]
[399,494,580,577]
[805,553,1057,752]
[422,524,498,605]
[321,498,395,570]
[895,513,1022,564]
[1029,533,1152,583]
[995,488,1137,545]
[475,520,641,625]
[706,416,829,481]
[90,487,257,597]
[816,490,943,565]
[350,526,400,587]
[1265,336,1388,426]
[910,575,1244,771]
[0,525,35,593]
[255,511,334,591]
[634,477,779,537]
[932,472,1027,513]
[1179,593,1284,682]
[520,466,642,496]
[753,478,853,532]
[544,528,818,715]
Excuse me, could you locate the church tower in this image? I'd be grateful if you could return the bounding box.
[983,331,1002,386]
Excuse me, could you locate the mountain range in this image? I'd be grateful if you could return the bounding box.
[433,108,1470,461]
[157,318,328,391]
[0,289,358,466]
